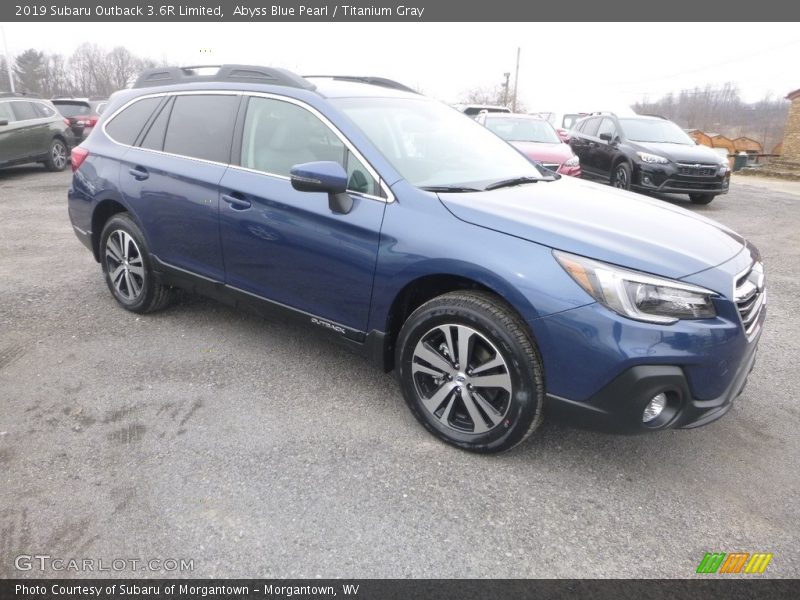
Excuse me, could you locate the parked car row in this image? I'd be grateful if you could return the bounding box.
[460,103,730,205]
[67,65,765,453]
[0,93,73,171]
[0,93,109,172]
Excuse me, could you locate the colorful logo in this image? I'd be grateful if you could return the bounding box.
[696,552,773,574]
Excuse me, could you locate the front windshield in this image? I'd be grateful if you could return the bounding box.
[618,118,695,144]
[485,117,561,144]
[332,97,545,189]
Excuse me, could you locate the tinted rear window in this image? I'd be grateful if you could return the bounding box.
[140,98,172,151]
[34,103,56,118]
[54,102,92,118]
[105,97,161,146]
[163,94,238,163]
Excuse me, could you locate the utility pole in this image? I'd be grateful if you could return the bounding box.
[502,72,510,106]
[1,26,14,93]
[511,47,520,112]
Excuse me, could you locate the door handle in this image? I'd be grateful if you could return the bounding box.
[128,166,149,181]
[221,193,251,210]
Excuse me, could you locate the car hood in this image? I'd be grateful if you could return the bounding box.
[632,141,724,164]
[438,176,745,281]
[510,141,574,164]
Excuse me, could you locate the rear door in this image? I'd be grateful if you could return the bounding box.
[117,92,240,282]
[9,101,47,160]
[0,101,21,164]
[218,94,386,332]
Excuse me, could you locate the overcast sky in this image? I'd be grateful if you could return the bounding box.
[3,22,799,108]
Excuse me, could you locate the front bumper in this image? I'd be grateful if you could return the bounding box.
[634,163,730,195]
[546,324,760,433]
[557,164,582,178]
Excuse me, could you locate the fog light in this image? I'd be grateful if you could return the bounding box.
[643,393,667,423]
[642,175,652,186]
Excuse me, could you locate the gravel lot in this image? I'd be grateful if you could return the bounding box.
[0,167,798,578]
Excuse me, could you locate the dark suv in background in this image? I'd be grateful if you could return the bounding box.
[0,93,72,171]
[52,97,108,143]
[569,113,730,204]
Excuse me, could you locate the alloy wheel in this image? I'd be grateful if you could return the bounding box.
[52,141,67,170]
[411,324,512,434]
[105,230,145,301]
[613,167,628,189]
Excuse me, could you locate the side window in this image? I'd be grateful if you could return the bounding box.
[11,101,38,121]
[582,118,601,137]
[240,96,380,196]
[0,102,14,122]
[596,118,617,140]
[105,97,162,146]
[163,94,238,163]
[34,103,55,118]
[140,98,173,151]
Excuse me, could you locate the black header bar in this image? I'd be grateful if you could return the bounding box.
[4,0,800,22]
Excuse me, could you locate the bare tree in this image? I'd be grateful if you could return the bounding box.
[634,84,789,153]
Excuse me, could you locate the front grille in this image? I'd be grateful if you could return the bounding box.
[541,163,560,172]
[734,261,766,338]
[677,163,717,177]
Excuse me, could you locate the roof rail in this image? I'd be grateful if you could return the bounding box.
[304,75,418,94]
[0,91,41,98]
[132,65,316,91]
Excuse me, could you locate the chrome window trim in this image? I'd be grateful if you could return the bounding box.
[3,99,57,124]
[101,89,394,203]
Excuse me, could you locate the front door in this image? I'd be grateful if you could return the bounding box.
[218,95,386,332]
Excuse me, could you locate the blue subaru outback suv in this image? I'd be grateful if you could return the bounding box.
[68,65,765,453]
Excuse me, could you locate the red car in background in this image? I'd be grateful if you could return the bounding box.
[475,112,581,177]
[52,98,108,142]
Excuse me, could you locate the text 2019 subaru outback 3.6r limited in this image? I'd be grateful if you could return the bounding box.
[68,65,765,453]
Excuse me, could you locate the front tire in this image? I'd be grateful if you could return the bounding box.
[99,214,172,313]
[610,162,632,190]
[396,291,544,453]
[689,193,715,205]
[44,138,68,172]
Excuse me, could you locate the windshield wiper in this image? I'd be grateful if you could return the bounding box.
[484,176,544,191]
[421,185,481,193]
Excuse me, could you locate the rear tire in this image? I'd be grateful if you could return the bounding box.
[689,193,715,205]
[44,138,68,172]
[396,291,544,453]
[99,214,172,314]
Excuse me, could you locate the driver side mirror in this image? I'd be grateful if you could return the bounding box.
[290,161,353,214]
[599,133,612,142]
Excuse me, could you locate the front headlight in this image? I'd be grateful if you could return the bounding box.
[563,155,580,167]
[636,152,669,164]
[554,251,717,324]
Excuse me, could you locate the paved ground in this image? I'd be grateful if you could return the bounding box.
[0,167,798,579]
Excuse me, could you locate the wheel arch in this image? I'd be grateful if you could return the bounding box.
[90,198,140,262]
[377,268,540,372]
